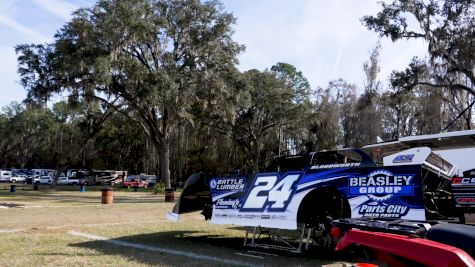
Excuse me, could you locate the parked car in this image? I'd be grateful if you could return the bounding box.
[140,174,157,186]
[57,177,80,185]
[10,175,27,183]
[38,176,53,185]
[123,178,149,188]
[126,174,157,186]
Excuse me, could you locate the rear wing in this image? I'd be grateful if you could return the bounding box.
[383,147,456,178]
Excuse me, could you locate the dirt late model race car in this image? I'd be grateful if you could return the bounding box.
[167,147,475,251]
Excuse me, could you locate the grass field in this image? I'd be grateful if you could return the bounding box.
[0,185,347,266]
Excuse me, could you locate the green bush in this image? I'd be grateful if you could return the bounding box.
[154,182,166,194]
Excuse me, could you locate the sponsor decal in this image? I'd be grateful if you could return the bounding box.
[349,170,414,196]
[311,163,360,169]
[271,215,287,220]
[452,177,475,185]
[210,177,246,191]
[358,204,409,218]
[393,154,414,163]
[210,179,217,189]
[455,197,475,204]
[215,198,241,209]
[350,170,415,218]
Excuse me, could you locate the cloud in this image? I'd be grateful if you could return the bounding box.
[31,0,77,21]
[0,14,50,42]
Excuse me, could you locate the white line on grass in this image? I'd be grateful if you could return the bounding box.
[0,229,25,233]
[68,231,259,266]
[235,252,264,259]
[47,220,166,229]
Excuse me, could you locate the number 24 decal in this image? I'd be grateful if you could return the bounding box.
[241,173,301,211]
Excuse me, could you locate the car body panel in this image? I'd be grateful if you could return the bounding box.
[168,148,450,230]
[206,165,424,229]
[335,229,475,267]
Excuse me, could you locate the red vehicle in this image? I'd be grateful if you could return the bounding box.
[332,218,475,267]
[123,178,148,188]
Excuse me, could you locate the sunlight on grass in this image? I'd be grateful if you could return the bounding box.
[0,189,345,266]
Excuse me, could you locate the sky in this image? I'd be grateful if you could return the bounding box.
[0,0,428,107]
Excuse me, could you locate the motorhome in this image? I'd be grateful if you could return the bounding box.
[31,169,56,179]
[0,170,12,182]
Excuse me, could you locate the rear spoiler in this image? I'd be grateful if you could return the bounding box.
[383,147,456,178]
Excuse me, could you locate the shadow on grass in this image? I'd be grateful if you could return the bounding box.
[70,230,249,266]
[70,230,340,266]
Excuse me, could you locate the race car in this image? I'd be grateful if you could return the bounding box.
[167,147,473,250]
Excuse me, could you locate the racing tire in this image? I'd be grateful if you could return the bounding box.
[297,188,350,248]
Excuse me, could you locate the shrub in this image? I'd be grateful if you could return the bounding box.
[154,182,166,194]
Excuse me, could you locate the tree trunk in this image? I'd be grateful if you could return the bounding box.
[159,137,171,188]
[253,138,261,174]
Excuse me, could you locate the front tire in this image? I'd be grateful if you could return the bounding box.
[297,188,350,248]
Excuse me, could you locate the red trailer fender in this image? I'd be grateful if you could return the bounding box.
[335,229,475,267]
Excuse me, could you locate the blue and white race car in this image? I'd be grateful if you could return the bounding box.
[168,147,469,232]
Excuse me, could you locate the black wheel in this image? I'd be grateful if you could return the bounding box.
[297,188,351,248]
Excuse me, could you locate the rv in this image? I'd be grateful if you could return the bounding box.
[0,170,11,182]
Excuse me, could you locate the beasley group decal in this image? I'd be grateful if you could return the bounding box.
[349,170,414,196]
[349,169,416,218]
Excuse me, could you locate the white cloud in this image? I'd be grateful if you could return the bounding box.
[31,0,77,21]
[0,14,50,42]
